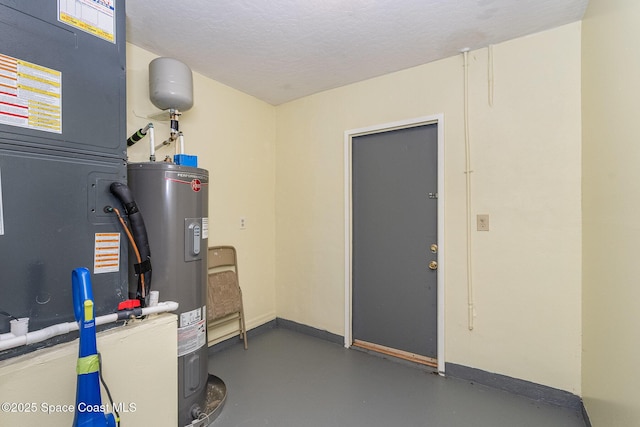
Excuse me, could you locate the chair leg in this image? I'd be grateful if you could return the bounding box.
[240,306,248,350]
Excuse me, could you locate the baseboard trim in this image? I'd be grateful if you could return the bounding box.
[581,402,592,427]
[445,362,582,412]
[208,319,276,353]
[245,312,277,331]
[275,318,344,345]
[208,317,344,353]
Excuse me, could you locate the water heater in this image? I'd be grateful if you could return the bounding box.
[127,162,209,425]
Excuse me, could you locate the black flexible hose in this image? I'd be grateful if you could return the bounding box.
[127,128,147,146]
[0,310,18,320]
[110,182,152,305]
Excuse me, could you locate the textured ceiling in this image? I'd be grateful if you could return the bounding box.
[126,0,588,106]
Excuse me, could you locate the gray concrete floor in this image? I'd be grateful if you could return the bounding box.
[207,328,586,427]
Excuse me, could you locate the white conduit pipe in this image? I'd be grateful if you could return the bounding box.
[178,132,185,155]
[462,49,475,331]
[0,301,179,352]
[148,123,156,162]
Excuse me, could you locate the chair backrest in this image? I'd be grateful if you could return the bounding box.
[208,246,237,273]
[207,246,241,320]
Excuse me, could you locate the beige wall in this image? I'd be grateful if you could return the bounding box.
[582,0,640,425]
[276,23,582,393]
[126,43,278,337]
[0,315,177,426]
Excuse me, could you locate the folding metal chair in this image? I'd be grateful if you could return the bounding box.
[207,246,248,349]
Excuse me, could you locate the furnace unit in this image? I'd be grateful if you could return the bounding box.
[0,0,127,356]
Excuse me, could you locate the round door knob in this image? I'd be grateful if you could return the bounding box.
[429,260,438,270]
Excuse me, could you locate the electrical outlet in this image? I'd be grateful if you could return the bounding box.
[477,214,489,231]
[240,216,247,230]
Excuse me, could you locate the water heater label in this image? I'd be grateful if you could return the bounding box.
[178,306,207,357]
[180,307,203,327]
[202,217,209,239]
[93,232,121,274]
[0,53,62,134]
[58,0,116,43]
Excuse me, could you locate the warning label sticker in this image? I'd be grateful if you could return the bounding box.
[180,307,203,327]
[178,307,207,357]
[58,0,116,43]
[201,217,209,239]
[94,232,120,273]
[0,53,62,133]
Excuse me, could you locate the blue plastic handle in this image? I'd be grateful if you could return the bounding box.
[72,267,94,323]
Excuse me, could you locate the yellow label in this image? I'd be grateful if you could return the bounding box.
[84,300,94,322]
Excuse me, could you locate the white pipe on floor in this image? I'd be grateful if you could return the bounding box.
[0,301,179,352]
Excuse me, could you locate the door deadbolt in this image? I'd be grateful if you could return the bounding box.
[428,260,438,270]
[430,244,438,253]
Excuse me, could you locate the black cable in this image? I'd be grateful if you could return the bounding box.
[97,352,120,426]
[0,309,18,320]
[109,182,153,305]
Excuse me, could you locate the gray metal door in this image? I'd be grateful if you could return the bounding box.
[352,123,438,360]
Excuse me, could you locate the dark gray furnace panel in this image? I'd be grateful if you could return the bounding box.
[0,0,127,357]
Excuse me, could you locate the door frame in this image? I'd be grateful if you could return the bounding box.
[343,114,445,374]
